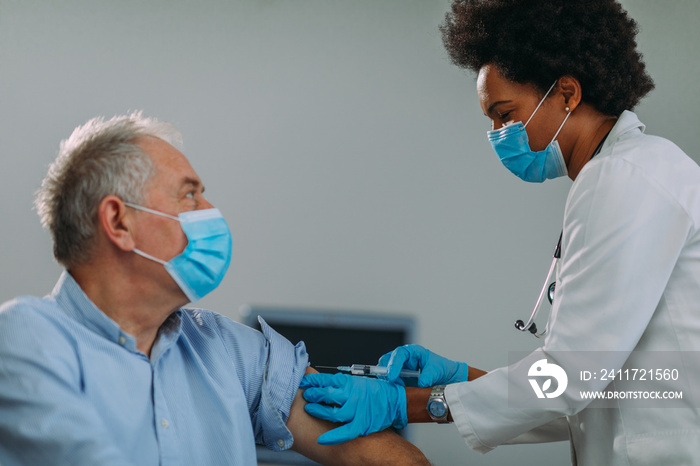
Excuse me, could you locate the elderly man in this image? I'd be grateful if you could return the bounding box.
[0,112,428,465]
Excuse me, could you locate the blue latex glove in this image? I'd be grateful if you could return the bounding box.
[300,372,407,445]
[378,344,469,387]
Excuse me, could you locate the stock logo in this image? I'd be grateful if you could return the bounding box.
[528,359,568,399]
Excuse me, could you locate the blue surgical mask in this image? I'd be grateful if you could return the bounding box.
[125,203,232,302]
[487,81,571,183]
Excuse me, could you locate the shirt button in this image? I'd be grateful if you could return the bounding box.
[277,439,285,448]
[161,419,169,429]
[118,335,127,346]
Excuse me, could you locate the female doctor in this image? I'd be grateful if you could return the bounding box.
[300,1,700,464]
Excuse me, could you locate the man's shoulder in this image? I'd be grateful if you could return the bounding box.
[179,308,255,332]
[0,295,78,356]
[0,294,63,326]
[176,309,304,370]
[178,308,267,347]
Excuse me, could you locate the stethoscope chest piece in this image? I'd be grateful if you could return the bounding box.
[548,282,556,304]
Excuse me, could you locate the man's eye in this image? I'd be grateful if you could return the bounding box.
[186,192,195,199]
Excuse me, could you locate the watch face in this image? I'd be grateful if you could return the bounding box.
[428,399,447,418]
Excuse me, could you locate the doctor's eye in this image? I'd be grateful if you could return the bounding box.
[498,111,511,120]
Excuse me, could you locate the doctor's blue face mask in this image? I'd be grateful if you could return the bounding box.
[124,202,232,303]
[487,81,571,183]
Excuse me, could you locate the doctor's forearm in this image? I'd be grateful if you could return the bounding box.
[469,366,488,380]
[406,388,435,423]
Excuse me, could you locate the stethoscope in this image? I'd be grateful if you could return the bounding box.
[514,232,561,338]
[512,126,610,339]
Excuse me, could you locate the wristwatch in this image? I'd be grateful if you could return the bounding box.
[427,385,451,423]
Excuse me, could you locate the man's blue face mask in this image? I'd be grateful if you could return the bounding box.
[125,203,232,302]
[487,81,571,183]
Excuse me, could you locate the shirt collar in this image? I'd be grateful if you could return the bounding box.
[597,110,646,157]
[150,311,182,362]
[53,271,183,357]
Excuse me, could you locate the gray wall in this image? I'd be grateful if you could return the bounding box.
[1,1,698,464]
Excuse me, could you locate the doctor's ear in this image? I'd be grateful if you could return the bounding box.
[557,76,582,111]
[98,195,136,252]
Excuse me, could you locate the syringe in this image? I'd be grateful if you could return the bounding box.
[318,364,420,379]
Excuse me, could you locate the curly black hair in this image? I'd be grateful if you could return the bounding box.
[440,0,654,116]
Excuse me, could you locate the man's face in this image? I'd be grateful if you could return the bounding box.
[130,136,214,297]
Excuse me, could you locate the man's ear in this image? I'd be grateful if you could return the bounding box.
[557,75,582,111]
[98,195,135,252]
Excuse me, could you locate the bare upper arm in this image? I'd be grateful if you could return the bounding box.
[287,367,430,466]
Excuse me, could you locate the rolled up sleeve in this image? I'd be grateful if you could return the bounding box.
[254,317,309,451]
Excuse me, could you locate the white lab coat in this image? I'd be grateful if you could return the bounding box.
[445,111,700,465]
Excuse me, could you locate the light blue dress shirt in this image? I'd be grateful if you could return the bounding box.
[0,272,309,465]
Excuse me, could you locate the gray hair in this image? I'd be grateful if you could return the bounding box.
[35,111,183,268]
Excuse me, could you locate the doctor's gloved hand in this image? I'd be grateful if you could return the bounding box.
[378,344,469,387]
[300,372,407,445]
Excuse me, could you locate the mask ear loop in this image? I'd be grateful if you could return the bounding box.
[124,202,180,221]
[548,108,572,145]
[524,81,558,128]
[124,202,181,265]
[132,248,169,265]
